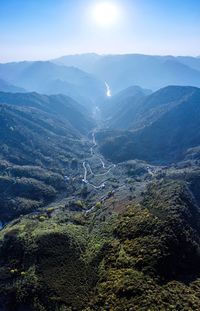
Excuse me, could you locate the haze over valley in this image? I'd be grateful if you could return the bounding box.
[1,0,200,310]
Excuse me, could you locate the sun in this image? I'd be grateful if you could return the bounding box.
[90,2,120,27]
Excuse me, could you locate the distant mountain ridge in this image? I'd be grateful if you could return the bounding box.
[0,60,106,109]
[54,53,200,93]
[0,78,26,93]
[1,54,200,105]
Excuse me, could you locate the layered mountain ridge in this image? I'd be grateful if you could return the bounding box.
[54,53,200,93]
[1,54,200,311]
[0,61,107,110]
[97,86,200,164]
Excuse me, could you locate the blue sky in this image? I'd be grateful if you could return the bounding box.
[0,0,200,62]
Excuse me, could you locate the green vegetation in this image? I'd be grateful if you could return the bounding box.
[98,86,200,165]
[95,202,102,209]
[1,86,200,310]
[0,100,92,222]
[1,177,200,310]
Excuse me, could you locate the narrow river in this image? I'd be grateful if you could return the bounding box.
[82,83,113,189]
[105,82,111,97]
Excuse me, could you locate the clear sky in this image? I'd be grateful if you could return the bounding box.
[0,0,200,62]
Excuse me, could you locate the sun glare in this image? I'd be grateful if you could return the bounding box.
[90,2,120,27]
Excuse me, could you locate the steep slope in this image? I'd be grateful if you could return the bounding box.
[92,177,200,310]
[1,175,200,310]
[0,61,106,109]
[101,85,151,124]
[0,95,92,222]
[0,91,95,135]
[97,86,200,164]
[107,85,198,130]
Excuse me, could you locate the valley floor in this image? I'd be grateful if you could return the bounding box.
[1,96,200,311]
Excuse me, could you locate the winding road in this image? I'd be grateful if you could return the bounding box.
[82,132,116,189]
